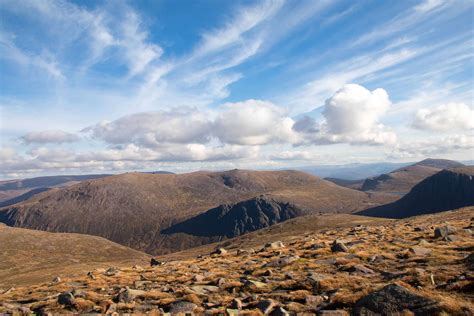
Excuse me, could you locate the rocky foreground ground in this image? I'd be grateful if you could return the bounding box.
[0,208,473,315]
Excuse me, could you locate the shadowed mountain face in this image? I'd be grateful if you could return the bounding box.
[358,167,474,218]
[327,158,464,195]
[0,170,394,255]
[162,196,303,238]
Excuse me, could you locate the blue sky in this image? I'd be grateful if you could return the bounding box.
[0,0,473,178]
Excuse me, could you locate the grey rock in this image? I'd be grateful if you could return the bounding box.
[265,241,285,249]
[265,255,299,267]
[212,247,227,255]
[115,287,145,303]
[434,225,456,238]
[353,283,441,315]
[409,246,432,256]
[150,258,163,267]
[169,301,198,314]
[57,292,75,307]
[331,240,348,252]
[256,299,276,314]
[318,310,349,316]
[229,298,242,310]
[270,307,290,316]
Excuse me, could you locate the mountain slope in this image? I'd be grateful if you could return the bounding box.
[0,224,150,287]
[358,167,474,218]
[0,170,394,255]
[162,195,303,238]
[328,158,465,195]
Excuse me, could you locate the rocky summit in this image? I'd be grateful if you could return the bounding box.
[0,207,472,315]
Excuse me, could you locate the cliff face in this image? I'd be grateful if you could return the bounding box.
[162,196,303,238]
[358,167,474,218]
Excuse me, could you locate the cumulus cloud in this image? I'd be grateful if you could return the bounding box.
[83,109,212,147]
[22,130,80,144]
[294,84,397,145]
[387,134,474,159]
[269,150,314,161]
[214,100,298,145]
[412,102,474,131]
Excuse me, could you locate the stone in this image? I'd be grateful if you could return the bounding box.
[52,276,61,283]
[229,298,242,310]
[115,287,145,303]
[244,279,268,291]
[265,255,299,267]
[212,248,227,255]
[169,301,198,314]
[353,284,441,315]
[265,241,285,249]
[270,306,290,316]
[58,292,75,307]
[305,295,324,306]
[193,274,205,282]
[409,246,432,257]
[331,240,348,253]
[434,226,456,238]
[346,264,374,275]
[150,258,163,267]
[104,267,119,276]
[318,310,349,316]
[190,285,219,295]
[256,299,276,314]
[445,235,460,242]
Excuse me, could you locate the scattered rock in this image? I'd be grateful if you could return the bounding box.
[331,240,348,252]
[230,298,242,310]
[353,284,441,315]
[57,292,75,307]
[270,306,290,316]
[265,241,285,249]
[212,248,228,255]
[265,255,299,267]
[115,287,145,303]
[52,276,61,283]
[169,301,198,314]
[318,310,349,316]
[345,264,374,275]
[409,246,432,257]
[193,274,205,283]
[150,258,163,267]
[434,225,456,238]
[104,267,119,276]
[256,299,276,314]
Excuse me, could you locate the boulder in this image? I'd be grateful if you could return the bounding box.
[265,255,299,268]
[169,301,198,314]
[434,226,456,238]
[270,306,290,316]
[115,287,145,303]
[409,246,432,257]
[353,284,441,315]
[265,241,285,249]
[150,258,163,267]
[57,292,75,307]
[256,299,276,314]
[212,248,228,255]
[331,240,348,253]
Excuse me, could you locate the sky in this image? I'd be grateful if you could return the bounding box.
[0,0,473,179]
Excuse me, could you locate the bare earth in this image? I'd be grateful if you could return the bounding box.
[1,207,472,315]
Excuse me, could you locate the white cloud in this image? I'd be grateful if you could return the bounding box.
[295,84,397,145]
[414,0,446,13]
[388,134,474,159]
[269,150,314,161]
[412,102,474,131]
[22,130,80,144]
[84,109,212,147]
[214,100,298,145]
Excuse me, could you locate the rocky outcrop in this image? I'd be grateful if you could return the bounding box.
[358,167,474,218]
[162,196,303,238]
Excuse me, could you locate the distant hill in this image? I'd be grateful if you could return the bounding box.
[360,158,464,195]
[0,170,394,255]
[357,167,474,218]
[0,174,112,204]
[0,224,149,287]
[326,158,464,195]
[299,162,410,180]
